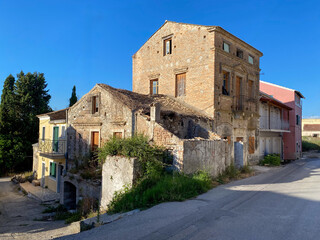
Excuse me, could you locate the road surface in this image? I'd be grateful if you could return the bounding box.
[58,157,320,240]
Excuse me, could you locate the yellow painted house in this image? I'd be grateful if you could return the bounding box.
[33,108,68,193]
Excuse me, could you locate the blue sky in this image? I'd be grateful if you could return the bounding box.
[0,0,319,117]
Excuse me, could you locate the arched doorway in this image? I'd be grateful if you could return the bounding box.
[64,181,76,210]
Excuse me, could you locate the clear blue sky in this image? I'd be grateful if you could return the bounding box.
[0,0,319,117]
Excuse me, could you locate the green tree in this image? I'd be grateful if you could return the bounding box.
[0,71,52,175]
[69,85,77,107]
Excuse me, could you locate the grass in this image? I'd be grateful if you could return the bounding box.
[108,171,213,213]
[302,136,320,151]
[39,204,83,224]
[216,165,254,184]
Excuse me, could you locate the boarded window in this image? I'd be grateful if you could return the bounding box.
[248,80,254,98]
[163,38,172,56]
[150,79,159,95]
[92,96,99,114]
[249,136,255,154]
[222,71,230,95]
[113,132,123,139]
[176,73,186,97]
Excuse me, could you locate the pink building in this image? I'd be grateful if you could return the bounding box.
[260,81,305,160]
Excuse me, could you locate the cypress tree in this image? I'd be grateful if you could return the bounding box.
[69,85,77,107]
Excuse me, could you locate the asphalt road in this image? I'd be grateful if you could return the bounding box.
[58,157,320,240]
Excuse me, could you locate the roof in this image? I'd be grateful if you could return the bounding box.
[134,20,263,56]
[37,108,68,120]
[260,80,305,99]
[97,84,212,121]
[260,91,292,110]
[303,124,320,131]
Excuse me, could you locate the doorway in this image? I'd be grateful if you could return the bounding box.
[57,165,64,193]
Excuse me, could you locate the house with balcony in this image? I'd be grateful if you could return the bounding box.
[33,108,68,193]
[259,91,292,159]
[132,21,263,164]
[260,81,305,160]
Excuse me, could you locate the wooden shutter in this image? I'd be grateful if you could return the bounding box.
[249,136,255,154]
[176,73,186,97]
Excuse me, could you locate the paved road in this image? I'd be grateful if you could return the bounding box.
[59,157,320,240]
[0,178,77,240]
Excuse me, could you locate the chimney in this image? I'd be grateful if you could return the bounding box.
[150,103,160,122]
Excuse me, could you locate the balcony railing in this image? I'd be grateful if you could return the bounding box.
[38,139,66,156]
[233,95,258,112]
[260,116,290,131]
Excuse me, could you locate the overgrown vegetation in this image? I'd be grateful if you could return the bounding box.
[99,135,255,214]
[302,136,320,151]
[69,153,102,180]
[108,171,212,213]
[98,134,167,175]
[260,154,281,166]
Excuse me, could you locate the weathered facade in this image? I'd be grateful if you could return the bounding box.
[260,81,305,160]
[259,91,292,159]
[67,83,218,171]
[132,21,263,164]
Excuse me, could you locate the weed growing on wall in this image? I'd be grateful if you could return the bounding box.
[260,154,281,166]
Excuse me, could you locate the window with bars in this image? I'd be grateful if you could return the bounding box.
[150,79,159,95]
[175,73,186,97]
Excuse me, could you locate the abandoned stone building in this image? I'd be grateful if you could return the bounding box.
[132,20,263,164]
[66,83,229,173]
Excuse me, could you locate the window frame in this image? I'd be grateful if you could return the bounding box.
[163,38,172,56]
[175,72,186,97]
[223,42,230,53]
[113,132,123,139]
[236,49,243,59]
[222,70,230,96]
[92,96,99,114]
[248,55,254,64]
[150,79,159,95]
[49,161,57,179]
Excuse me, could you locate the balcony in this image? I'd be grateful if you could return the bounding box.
[233,95,258,112]
[260,116,290,132]
[38,139,67,159]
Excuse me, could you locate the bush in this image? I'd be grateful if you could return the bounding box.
[260,154,281,166]
[302,137,320,151]
[98,134,166,176]
[107,171,212,213]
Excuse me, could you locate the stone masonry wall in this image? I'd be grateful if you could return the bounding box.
[100,156,140,210]
[182,139,231,177]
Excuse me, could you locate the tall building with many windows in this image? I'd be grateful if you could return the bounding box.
[132,21,263,164]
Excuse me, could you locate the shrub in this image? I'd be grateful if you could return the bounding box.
[260,154,281,166]
[98,134,166,176]
[302,137,320,151]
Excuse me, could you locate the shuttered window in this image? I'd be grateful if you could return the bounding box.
[249,136,255,154]
[92,96,99,113]
[176,73,186,97]
[50,162,56,178]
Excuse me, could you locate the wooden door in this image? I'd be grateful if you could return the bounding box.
[91,131,99,152]
[176,73,186,97]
